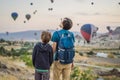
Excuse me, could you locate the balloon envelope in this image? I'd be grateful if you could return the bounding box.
[25,14,31,20]
[106,26,110,30]
[80,24,97,43]
[30,3,33,5]
[91,2,94,5]
[11,12,18,21]
[50,0,54,3]
[24,21,26,23]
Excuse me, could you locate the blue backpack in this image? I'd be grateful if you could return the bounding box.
[57,31,75,64]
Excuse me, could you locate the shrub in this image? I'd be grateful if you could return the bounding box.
[70,66,97,80]
[0,46,6,56]
[79,52,83,56]
[20,54,33,67]
[87,51,95,55]
[0,38,5,43]
[75,50,79,53]
[108,53,114,58]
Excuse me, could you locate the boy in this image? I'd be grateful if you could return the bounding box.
[32,31,53,80]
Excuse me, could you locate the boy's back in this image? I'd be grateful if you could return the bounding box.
[32,31,53,80]
[32,42,53,70]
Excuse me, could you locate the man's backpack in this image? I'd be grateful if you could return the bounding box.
[57,31,75,64]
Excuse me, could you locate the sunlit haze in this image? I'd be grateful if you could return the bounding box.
[0,0,120,33]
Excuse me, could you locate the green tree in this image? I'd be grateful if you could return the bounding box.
[0,46,6,56]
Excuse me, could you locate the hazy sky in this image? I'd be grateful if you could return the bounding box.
[0,0,120,33]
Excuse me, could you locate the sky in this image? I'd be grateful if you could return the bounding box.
[0,0,120,33]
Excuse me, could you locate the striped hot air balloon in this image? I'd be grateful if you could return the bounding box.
[80,24,98,43]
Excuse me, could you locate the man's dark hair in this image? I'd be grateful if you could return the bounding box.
[62,17,73,30]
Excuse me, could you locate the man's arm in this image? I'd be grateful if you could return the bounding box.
[52,42,57,53]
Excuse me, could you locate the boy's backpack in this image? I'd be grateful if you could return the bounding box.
[57,31,75,64]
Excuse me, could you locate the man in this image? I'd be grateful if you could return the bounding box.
[51,17,75,80]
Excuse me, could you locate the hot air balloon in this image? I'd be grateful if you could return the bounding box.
[106,26,113,35]
[33,10,37,14]
[91,2,94,5]
[30,3,33,5]
[24,21,26,23]
[25,14,31,20]
[48,8,53,11]
[34,32,37,36]
[77,23,79,26]
[106,26,110,30]
[11,12,18,21]
[80,24,98,43]
[6,32,9,36]
[33,12,36,14]
[92,27,98,37]
[50,0,54,3]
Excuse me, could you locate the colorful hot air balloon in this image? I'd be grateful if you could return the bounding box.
[25,14,31,20]
[80,24,98,43]
[11,12,18,21]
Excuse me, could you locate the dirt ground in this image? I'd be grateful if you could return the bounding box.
[0,53,120,80]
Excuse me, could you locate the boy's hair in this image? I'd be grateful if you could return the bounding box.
[41,31,51,44]
[62,17,73,30]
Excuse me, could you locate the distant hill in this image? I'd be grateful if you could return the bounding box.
[113,26,120,35]
[1,27,120,41]
[0,30,80,41]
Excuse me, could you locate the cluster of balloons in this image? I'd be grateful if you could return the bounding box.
[11,12,31,22]
[11,0,55,22]
[90,2,120,5]
[11,2,37,23]
[49,0,54,11]
[80,24,98,43]
[33,10,37,14]
[48,8,53,11]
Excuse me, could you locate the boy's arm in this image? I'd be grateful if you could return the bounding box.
[32,46,37,67]
[49,47,53,66]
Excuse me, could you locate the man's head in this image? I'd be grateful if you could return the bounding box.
[41,31,51,44]
[60,17,73,30]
